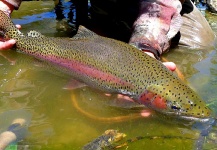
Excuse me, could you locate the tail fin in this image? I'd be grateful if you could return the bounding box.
[0,10,19,38]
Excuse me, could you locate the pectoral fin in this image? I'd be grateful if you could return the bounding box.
[63,79,87,90]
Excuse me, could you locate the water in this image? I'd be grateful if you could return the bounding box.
[0,1,217,149]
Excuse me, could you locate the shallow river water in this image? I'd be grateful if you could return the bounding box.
[0,1,217,150]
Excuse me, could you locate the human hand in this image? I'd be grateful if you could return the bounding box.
[0,39,16,50]
[0,0,21,50]
[163,62,176,72]
[0,24,21,50]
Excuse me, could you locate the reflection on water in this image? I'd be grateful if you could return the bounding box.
[0,1,216,149]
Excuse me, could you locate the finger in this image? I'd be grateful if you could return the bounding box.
[15,24,21,29]
[144,51,155,58]
[0,39,16,50]
[162,62,176,71]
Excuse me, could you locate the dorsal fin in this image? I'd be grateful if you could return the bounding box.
[27,30,44,38]
[72,25,97,39]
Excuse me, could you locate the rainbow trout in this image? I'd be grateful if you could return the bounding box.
[0,10,212,122]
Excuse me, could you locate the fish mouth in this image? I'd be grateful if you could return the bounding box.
[178,115,213,123]
[159,111,214,123]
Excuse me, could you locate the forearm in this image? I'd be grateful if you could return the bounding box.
[2,0,21,9]
[0,0,22,15]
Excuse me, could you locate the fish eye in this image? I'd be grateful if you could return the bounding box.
[171,105,181,110]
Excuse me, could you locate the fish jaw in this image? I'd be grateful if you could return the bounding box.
[138,81,212,122]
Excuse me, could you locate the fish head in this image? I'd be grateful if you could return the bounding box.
[138,79,212,122]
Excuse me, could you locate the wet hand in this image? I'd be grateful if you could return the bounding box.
[0,0,21,50]
[0,39,16,50]
[0,24,21,50]
[162,62,176,72]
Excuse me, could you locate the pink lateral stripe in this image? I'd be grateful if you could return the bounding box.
[36,54,134,88]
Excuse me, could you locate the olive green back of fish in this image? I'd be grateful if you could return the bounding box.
[0,10,212,121]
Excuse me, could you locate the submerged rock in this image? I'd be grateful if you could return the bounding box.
[82,130,126,150]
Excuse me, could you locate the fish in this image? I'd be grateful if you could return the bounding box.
[0,10,212,122]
